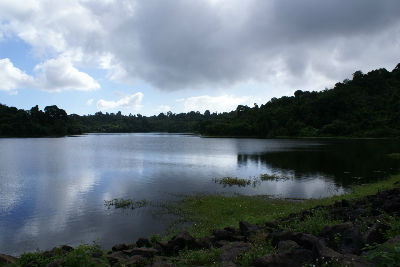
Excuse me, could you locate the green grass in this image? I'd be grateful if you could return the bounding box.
[279,209,343,236]
[17,243,108,267]
[168,174,400,237]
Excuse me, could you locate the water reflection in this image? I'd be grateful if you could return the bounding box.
[0,135,399,255]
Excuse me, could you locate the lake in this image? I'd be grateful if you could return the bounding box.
[0,133,399,255]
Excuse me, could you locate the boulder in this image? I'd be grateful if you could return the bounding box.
[219,242,252,262]
[213,229,237,241]
[168,231,198,250]
[123,247,158,258]
[112,243,131,252]
[107,251,128,265]
[320,222,364,255]
[239,221,260,237]
[363,222,390,245]
[136,238,151,248]
[277,240,300,252]
[125,255,147,267]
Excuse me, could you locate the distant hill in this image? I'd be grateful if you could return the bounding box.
[200,64,400,138]
[1,63,399,138]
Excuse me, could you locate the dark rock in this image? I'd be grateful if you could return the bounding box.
[0,254,17,265]
[363,222,390,245]
[277,240,300,252]
[169,231,198,250]
[213,229,237,241]
[320,222,364,255]
[125,255,147,267]
[91,251,104,258]
[107,251,128,265]
[137,238,151,248]
[219,242,252,262]
[253,249,313,267]
[383,235,400,247]
[313,239,342,259]
[112,243,131,252]
[124,247,158,258]
[215,240,229,248]
[194,236,212,249]
[239,221,260,237]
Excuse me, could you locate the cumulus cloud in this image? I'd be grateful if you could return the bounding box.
[97,92,144,111]
[184,95,253,113]
[34,57,100,91]
[0,58,34,91]
[1,0,400,92]
[0,57,99,92]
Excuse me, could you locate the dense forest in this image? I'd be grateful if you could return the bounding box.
[1,64,399,138]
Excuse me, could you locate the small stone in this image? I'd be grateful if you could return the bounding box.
[277,240,300,252]
[219,242,252,262]
[239,221,260,237]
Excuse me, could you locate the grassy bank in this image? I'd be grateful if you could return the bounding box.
[168,174,400,238]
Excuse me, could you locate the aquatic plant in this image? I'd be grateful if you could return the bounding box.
[212,177,251,187]
[104,198,148,209]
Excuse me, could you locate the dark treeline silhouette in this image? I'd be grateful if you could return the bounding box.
[1,64,399,138]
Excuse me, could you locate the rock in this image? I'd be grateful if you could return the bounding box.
[107,251,128,265]
[123,247,158,258]
[219,242,252,262]
[313,238,342,259]
[363,222,390,245]
[239,221,260,237]
[125,255,147,267]
[136,238,152,248]
[253,249,313,267]
[277,240,300,252]
[112,243,131,252]
[213,229,237,241]
[0,254,17,265]
[194,236,212,249]
[91,251,104,258]
[383,235,400,247]
[168,231,198,250]
[320,222,364,255]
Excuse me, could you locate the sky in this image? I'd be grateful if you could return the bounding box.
[0,0,399,116]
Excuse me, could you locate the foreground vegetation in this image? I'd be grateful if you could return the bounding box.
[1,63,400,137]
[169,174,400,237]
[2,174,400,267]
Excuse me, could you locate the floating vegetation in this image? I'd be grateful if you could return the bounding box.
[259,173,290,181]
[212,177,251,187]
[388,153,400,160]
[104,198,148,209]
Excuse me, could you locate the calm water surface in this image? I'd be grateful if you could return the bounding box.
[0,133,399,255]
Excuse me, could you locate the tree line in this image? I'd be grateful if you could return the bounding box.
[1,63,399,138]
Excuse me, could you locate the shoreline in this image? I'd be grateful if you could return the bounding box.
[2,174,399,267]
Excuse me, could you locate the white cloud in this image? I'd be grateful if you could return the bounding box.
[34,56,100,91]
[0,58,34,91]
[184,95,252,113]
[86,98,94,106]
[97,92,144,111]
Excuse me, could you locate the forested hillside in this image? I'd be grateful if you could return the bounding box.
[1,64,399,138]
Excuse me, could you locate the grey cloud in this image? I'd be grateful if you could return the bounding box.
[103,0,400,90]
